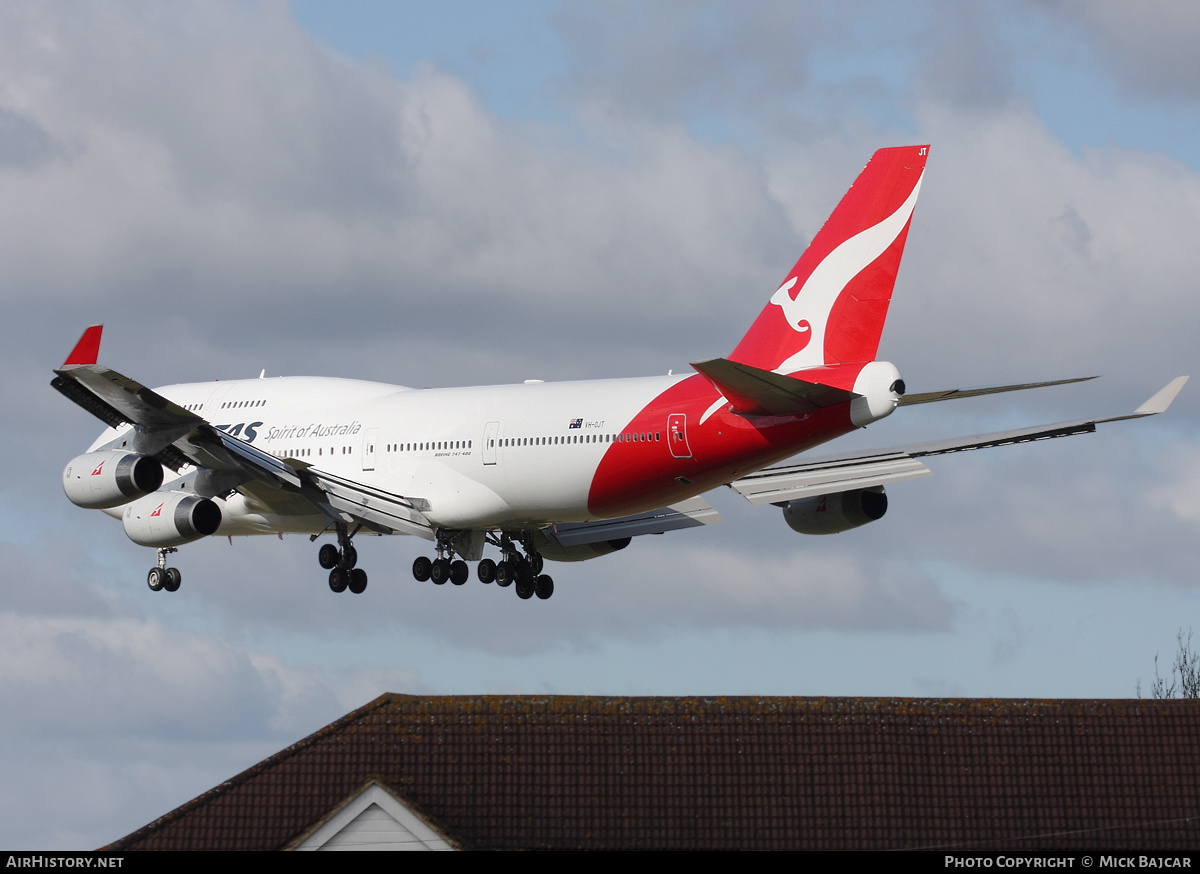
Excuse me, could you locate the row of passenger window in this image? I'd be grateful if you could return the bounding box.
[272,446,351,459]
[180,399,268,412]
[496,432,661,447]
[221,399,267,409]
[386,440,472,452]
[267,431,658,462]
[381,433,660,454]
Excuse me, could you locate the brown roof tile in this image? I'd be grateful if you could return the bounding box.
[106,696,1200,850]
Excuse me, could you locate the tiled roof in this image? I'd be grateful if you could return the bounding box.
[106,695,1200,850]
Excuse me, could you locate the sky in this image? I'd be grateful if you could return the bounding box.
[1,0,1198,849]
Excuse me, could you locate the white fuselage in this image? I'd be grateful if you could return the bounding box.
[90,373,695,535]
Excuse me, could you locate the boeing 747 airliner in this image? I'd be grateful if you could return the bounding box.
[53,146,1187,600]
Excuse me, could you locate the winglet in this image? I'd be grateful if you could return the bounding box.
[1133,375,1189,417]
[63,325,103,367]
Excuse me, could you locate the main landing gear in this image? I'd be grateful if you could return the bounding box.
[319,524,367,594]
[412,532,554,600]
[147,547,182,593]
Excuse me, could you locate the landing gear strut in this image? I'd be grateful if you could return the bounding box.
[147,547,182,593]
[321,523,367,594]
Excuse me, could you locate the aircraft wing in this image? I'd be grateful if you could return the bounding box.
[730,376,1189,505]
[549,496,722,547]
[52,326,434,539]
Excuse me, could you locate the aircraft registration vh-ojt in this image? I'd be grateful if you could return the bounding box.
[53,145,1187,601]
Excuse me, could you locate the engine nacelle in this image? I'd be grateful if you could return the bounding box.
[62,451,164,509]
[122,490,222,547]
[782,487,887,535]
[534,532,632,563]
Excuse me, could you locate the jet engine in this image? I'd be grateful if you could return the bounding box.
[535,533,632,562]
[122,490,222,547]
[62,451,164,509]
[782,487,887,535]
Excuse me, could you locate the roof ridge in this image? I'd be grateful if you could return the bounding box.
[101,692,402,850]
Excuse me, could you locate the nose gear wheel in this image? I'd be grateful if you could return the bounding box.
[147,548,182,593]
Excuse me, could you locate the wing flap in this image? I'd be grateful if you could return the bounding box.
[55,364,204,431]
[732,453,932,505]
[550,496,722,546]
[206,428,302,488]
[731,376,1188,503]
[305,469,435,540]
[51,374,128,430]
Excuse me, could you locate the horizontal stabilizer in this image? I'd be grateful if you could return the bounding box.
[691,357,859,416]
[551,496,721,546]
[898,376,1096,406]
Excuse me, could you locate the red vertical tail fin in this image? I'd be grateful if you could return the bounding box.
[731,146,928,375]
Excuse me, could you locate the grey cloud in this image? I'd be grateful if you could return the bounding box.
[0,609,342,740]
[882,105,1200,402]
[552,0,832,121]
[0,4,797,391]
[0,107,62,168]
[1032,0,1200,101]
[915,1,1015,111]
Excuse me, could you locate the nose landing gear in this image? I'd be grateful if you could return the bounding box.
[147,548,182,592]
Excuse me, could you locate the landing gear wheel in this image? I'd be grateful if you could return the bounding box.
[349,568,368,594]
[318,543,339,569]
[430,558,451,585]
[450,560,468,585]
[164,567,182,592]
[515,575,535,600]
[535,574,554,600]
[147,567,166,592]
[530,554,544,575]
[413,556,432,582]
[340,544,358,569]
[477,558,497,584]
[495,560,513,587]
[329,568,349,593]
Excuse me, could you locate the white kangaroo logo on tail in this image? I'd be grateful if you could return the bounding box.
[770,277,810,335]
[770,173,924,374]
